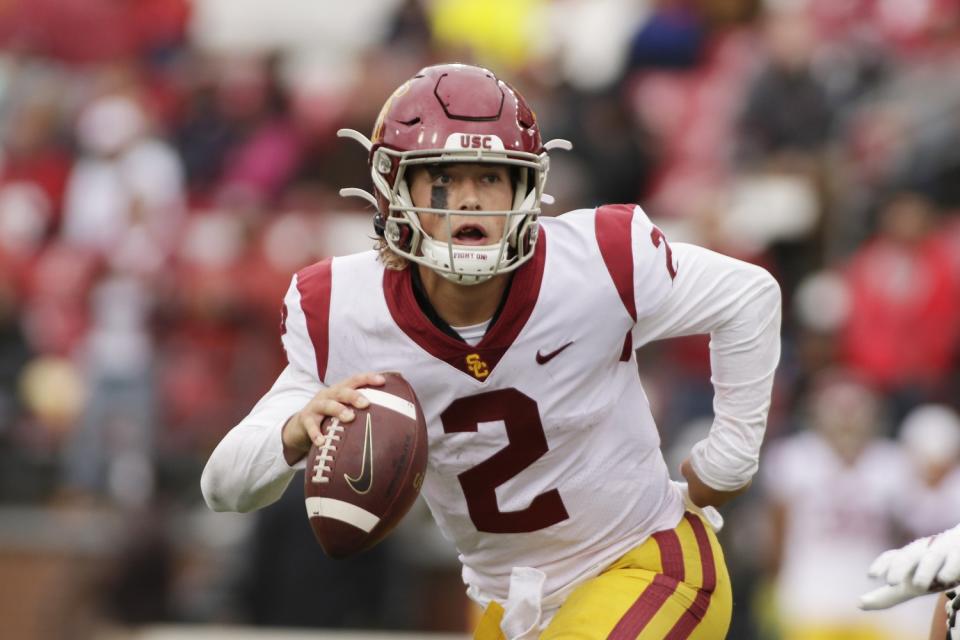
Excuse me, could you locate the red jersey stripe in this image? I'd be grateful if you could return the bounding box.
[296,258,333,382]
[619,331,633,362]
[595,204,637,322]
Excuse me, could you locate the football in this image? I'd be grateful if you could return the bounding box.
[304,372,428,558]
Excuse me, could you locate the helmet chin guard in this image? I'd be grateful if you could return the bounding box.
[337,64,571,284]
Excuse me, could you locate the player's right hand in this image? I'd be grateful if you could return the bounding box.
[281,372,386,463]
[859,524,960,610]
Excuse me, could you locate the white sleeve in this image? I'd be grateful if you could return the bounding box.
[633,242,782,491]
[200,364,322,512]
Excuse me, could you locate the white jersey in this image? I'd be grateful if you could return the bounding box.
[202,205,781,610]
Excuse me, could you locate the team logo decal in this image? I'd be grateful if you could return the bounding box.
[344,413,374,495]
[465,353,490,380]
[444,133,506,151]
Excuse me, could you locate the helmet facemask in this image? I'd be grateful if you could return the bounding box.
[372,145,548,285]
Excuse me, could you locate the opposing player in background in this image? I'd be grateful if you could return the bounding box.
[201,63,781,639]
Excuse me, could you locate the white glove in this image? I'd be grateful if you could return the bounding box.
[859,524,960,610]
[673,481,724,533]
[946,589,959,640]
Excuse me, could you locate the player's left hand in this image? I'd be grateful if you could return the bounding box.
[859,524,960,610]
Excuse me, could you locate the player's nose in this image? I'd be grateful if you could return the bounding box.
[457,179,482,211]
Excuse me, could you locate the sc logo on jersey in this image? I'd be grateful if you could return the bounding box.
[465,353,489,380]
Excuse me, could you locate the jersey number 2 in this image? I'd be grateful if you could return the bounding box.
[440,388,569,533]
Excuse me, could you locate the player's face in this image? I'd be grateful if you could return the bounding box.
[407,163,513,246]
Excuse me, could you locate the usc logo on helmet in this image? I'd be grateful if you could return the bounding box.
[461,134,492,149]
[465,354,489,380]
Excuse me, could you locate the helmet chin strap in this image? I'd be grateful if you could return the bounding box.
[419,235,511,285]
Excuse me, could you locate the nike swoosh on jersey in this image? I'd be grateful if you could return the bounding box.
[344,413,373,495]
[536,341,574,365]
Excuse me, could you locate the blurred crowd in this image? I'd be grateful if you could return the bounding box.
[1,0,959,638]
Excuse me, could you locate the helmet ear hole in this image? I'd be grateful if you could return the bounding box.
[398,223,412,249]
[373,211,386,237]
[384,217,415,252]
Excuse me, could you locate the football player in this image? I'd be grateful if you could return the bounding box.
[861,523,960,640]
[761,374,921,639]
[201,64,781,639]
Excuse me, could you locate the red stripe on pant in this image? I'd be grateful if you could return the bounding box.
[663,514,718,639]
[608,527,685,638]
[608,574,679,639]
[652,529,685,582]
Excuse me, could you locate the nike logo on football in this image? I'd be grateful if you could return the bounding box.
[344,414,374,495]
[536,341,574,365]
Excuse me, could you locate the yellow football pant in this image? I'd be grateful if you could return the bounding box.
[778,624,899,640]
[474,512,732,639]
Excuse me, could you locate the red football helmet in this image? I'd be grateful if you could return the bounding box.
[339,63,570,284]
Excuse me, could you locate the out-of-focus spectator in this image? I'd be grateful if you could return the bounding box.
[216,56,302,204]
[0,92,70,230]
[840,192,960,402]
[171,57,243,199]
[0,182,53,298]
[544,0,650,91]
[553,87,655,206]
[628,1,708,70]
[739,12,833,163]
[62,94,185,273]
[627,16,757,218]
[158,208,251,448]
[761,372,919,640]
[61,273,157,508]
[20,243,100,356]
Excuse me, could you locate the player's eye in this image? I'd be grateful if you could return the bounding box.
[431,173,452,186]
[481,173,502,184]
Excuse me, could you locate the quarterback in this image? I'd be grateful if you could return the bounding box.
[201,64,781,639]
